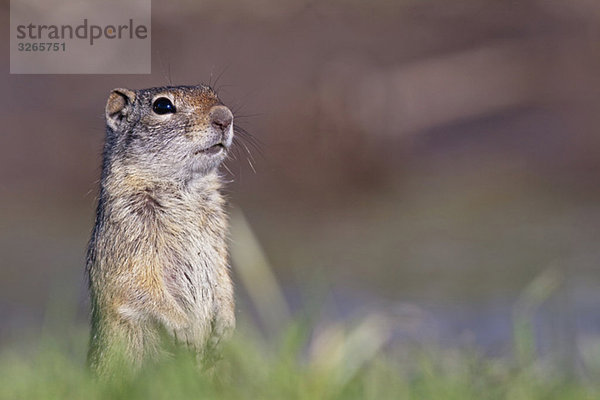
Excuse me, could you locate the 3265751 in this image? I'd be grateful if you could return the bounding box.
[17,42,66,52]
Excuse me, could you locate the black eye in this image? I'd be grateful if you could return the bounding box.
[152,97,176,114]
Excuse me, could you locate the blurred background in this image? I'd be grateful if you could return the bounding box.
[1,0,599,374]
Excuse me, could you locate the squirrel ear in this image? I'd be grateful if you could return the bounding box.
[106,88,136,130]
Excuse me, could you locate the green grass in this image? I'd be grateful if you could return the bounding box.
[0,319,596,400]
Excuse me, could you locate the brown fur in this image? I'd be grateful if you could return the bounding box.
[87,85,235,377]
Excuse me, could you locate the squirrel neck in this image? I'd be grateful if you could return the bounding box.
[104,157,221,195]
[98,159,226,223]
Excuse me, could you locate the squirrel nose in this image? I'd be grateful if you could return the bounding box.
[209,105,233,133]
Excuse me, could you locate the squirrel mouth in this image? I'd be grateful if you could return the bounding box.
[195,143,225,156]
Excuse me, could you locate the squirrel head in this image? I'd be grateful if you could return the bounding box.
[104,85,234,184]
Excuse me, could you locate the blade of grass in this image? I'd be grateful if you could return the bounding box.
[230,208,291,334]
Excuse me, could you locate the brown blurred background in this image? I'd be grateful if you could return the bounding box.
[1,0,599,360]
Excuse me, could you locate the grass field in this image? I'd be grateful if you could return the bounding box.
[0,214,597,400]
[0,317,597,400]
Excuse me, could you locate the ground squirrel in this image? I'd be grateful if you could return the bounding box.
[86,85,235,376]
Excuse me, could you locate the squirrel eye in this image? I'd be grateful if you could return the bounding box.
[152,97,176,114]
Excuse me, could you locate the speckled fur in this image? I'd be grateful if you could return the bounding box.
[87,85,235,377]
